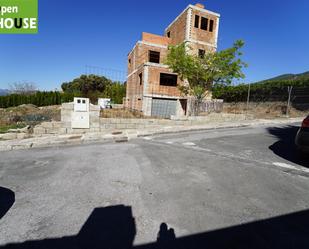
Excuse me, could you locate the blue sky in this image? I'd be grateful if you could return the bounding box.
[0,0,308,90]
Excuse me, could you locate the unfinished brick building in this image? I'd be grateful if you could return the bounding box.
[125,3,220,118]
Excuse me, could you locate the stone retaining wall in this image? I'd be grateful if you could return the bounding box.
[60,102,100,128]
[32,113,251,136]
[31,101,248,136]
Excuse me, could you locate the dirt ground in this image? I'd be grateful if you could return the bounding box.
[224,102,309,119]
[0,104,61,132]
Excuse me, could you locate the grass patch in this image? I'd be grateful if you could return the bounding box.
[0,123,27,134]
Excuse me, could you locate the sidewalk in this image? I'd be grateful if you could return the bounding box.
[0,117,302,152]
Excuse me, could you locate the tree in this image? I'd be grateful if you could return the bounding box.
[165,40,247,115]
[61,74,112,95]
[61,74,126,104]
[9,81,38,95]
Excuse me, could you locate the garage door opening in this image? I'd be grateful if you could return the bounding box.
[151,98,177,118]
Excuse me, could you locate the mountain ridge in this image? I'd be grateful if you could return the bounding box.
[0,89,9,96]
[256,71,309,83]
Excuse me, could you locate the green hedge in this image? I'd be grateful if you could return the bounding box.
[0,92,78,108]
[213,79,309,102]
[0,82,126,108]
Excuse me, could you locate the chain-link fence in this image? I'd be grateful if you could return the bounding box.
[85,65,126,83]
[122,84,309,119]
[83,66,309,120]
[218,85,309,119]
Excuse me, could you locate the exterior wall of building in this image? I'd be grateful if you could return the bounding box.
[144,64,182,97]
[164,4,220,49]
[126,65,143,111]
[142,32,170,46]
[141,64,187,117]
[189,8,219,46]
[127,51,135,75]
[133,43,169,68]
[126,3,220,118]
[127,34,170,75]
[126,40,172,111]
[186,41,216,57]
[164,10,188,45]
[142,96,152,116]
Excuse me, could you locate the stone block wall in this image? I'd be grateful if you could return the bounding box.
[33,110,250,136]
[60,102,100,128]
[33,102,100,136]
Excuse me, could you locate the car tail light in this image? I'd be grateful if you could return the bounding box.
[302,117,309,128]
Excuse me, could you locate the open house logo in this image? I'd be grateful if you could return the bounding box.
[0,0,38,34]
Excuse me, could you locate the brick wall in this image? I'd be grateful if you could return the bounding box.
[142,32,170,46]
[165,9,188,45]
[129,43,169,72]
[190,8,219,46]
[126,66,144,110]
[187,42,216,56]
[145,65,183,97]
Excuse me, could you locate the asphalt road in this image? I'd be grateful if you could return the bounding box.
[0,123,308,249]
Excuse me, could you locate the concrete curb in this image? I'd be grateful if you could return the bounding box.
[136,124,251,137]
[0,134,117,152]
[136,118,303,138]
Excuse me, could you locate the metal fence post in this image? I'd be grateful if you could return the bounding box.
[246,83,251,119]
[286,86,293,117]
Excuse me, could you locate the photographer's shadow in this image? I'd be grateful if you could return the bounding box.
[2,204,309,249]
[78,205,136,249]
[0,205,176,249]
[0,186,15,220]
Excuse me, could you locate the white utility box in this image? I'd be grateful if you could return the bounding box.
[71,97,90,129]
[98,98,111,109]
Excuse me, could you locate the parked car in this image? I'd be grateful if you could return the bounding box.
[295,115,309,154]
